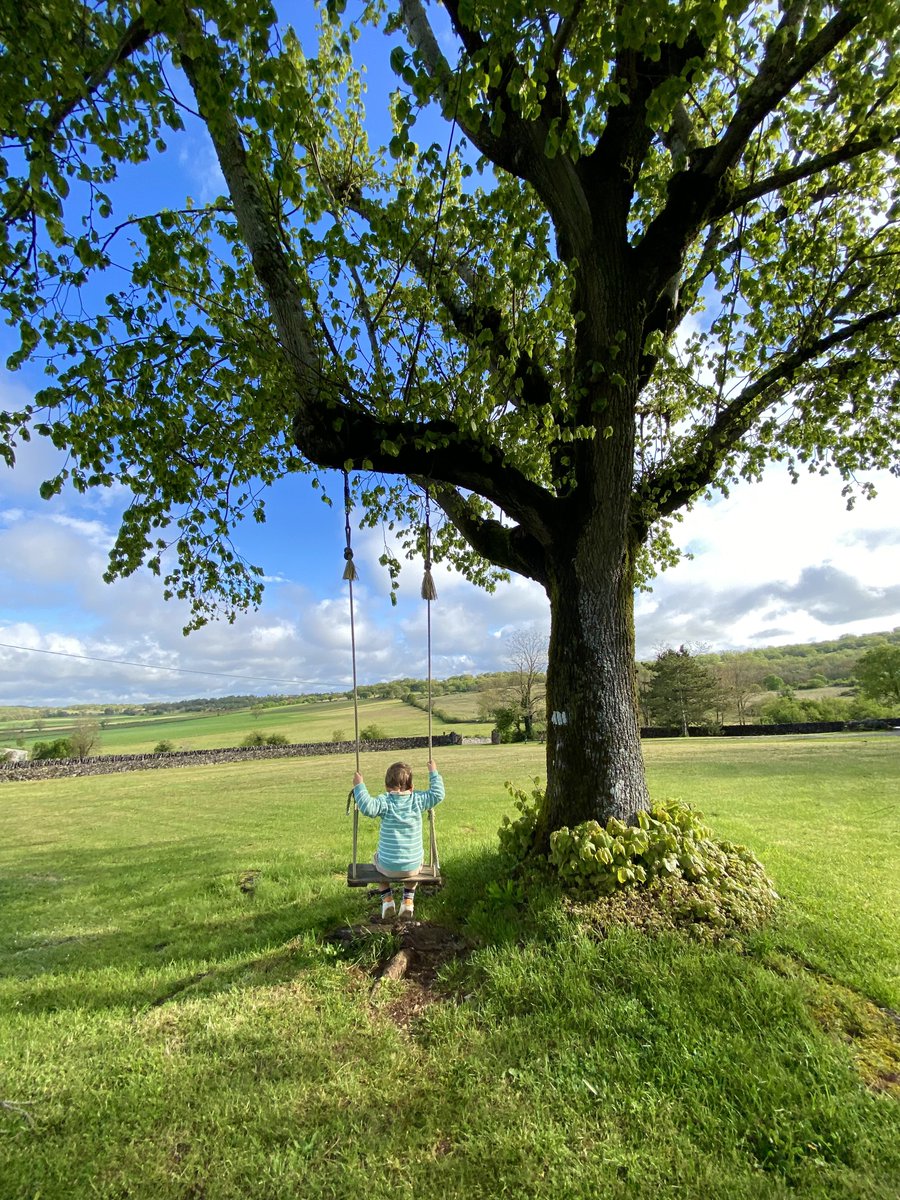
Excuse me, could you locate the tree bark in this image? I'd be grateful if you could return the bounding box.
[535,510,649,849]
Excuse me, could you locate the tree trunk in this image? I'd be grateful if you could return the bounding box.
[534,528,650,849]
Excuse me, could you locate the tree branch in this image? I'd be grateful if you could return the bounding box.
[175,14,326,391]
[552,0,586,68]
[428,484,549,585]
[401,0,590,261]
[639,301,900,517]
[3,13,158,227]
[175,9,559,542]
[712,132,895,218]
[704,7,862,183]
[347,195,555,411]
[635,6,863,303]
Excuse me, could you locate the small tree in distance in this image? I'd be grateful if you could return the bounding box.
[855,644,900,707]
[477,629,547,740]
[68,721,101,759]
[644,646,723,736]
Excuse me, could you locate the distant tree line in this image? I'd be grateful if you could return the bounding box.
[6,629,898,735]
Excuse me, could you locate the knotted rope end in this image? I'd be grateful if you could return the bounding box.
[421,568,437,601]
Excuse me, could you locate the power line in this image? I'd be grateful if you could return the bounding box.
[0,640,314,688]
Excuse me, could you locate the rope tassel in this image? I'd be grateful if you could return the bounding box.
[342,547,358,582]
[421,564,437,601]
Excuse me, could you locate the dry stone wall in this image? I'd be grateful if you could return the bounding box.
[0,733,462,783]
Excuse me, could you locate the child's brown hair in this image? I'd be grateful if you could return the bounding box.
[385,761,413,791]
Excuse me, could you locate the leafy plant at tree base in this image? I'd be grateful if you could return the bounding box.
[497,778,546,874]
[500,786,777,939]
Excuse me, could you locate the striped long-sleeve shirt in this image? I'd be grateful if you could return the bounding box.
[353,770,445,872]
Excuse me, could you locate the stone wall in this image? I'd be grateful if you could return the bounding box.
[641,718,900,738]
[0,733,461,783]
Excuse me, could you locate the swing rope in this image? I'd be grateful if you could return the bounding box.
[344,474,441,881]
[343,471,362,878]
[422,487,440,871]
[342,470,361,775]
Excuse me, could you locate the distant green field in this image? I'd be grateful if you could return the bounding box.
[3,697,495,755]
[1,735,898,1198]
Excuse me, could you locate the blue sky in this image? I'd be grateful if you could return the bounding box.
[1,9,898,706]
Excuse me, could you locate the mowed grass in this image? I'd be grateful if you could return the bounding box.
[1,737,898,1199]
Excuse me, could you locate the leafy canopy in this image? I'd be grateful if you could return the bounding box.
[1,0,898,625]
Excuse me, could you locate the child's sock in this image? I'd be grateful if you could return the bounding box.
[378,886,395,919]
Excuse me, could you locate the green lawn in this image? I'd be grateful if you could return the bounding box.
[1,737,897,1199]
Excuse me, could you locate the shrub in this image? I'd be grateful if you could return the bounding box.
[497,778,544,872]
[153,740,176,753]
[31,738,73,760]
[497,784,777,939]
[331,728,347,742]
[240,732,290,747]
[360,724,385,741]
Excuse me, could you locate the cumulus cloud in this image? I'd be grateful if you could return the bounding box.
[1,434,897,704]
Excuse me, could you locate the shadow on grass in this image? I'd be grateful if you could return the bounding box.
[1,839,523,1014]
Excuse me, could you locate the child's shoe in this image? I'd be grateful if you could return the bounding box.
[398,897,415,920]
[381,897,396,921]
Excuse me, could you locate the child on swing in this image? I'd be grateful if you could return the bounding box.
[352,758,444,920]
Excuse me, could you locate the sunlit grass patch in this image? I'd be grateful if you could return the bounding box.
[1,736,898,1198]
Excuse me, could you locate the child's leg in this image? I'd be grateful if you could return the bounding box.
[399,884,417,917]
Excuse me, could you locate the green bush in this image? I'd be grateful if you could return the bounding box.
[497,778,544,872]
[153,740,176,753]
[30,738,73,760]
[498,785,778,939]
[360,724,385,741]
[241,732,290,747]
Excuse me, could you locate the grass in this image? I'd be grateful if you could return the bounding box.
[1,737,898,1199]
[4,697,493,756]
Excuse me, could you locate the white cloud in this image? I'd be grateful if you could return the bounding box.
[1,437,897,704]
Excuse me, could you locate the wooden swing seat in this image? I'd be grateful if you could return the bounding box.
[346,862,442,887]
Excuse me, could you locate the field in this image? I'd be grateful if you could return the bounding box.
[1,736,898,1198]
[0,697,495,755]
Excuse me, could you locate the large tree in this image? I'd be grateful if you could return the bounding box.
[1,1,898,845]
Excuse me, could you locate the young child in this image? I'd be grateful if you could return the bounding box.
[352,758,444,920]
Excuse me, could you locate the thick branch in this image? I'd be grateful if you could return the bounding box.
[704,7,862,182]
[174,12,323,393]
[401,0,589,260]
[428,485,549,586]
[552,0,586,67]
[639,301,900,517]
[581,32,707,217]
[298,405,558,547]
[175,14,558,541]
